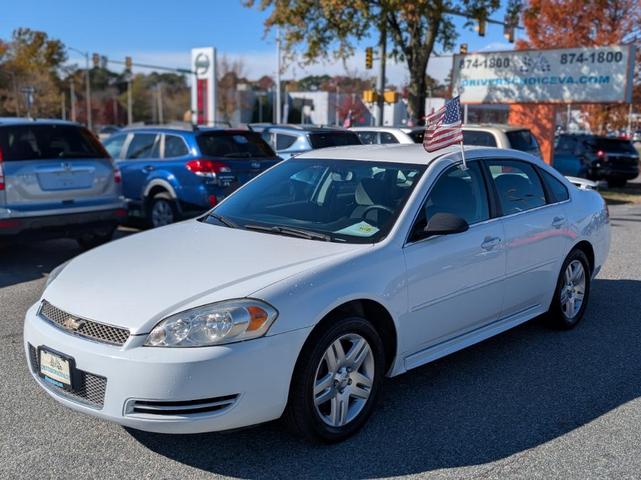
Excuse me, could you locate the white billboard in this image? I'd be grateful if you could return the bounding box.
[191,47,217,125]
[453,45,636,104]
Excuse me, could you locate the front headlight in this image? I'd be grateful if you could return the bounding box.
[45,260,71,288]
[144,299,278,347]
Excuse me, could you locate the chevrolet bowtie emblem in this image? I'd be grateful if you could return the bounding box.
[63,316,84,331]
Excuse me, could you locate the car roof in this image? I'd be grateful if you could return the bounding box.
[0,118,81,127]
[350,126,411,133]
[265,125,352,134]
[462,123,527,132]
[296,143,504,165]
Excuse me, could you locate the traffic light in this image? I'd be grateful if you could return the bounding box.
[475,17,486,37]
[92,53,100,68]
[365,47,373,70]
[504,17,515,43]
[362,90,377,103]
[125,56,132,70]
[460,43,468,55]
[383,91,399,104]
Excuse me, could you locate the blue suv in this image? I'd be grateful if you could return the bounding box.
[102,126,281,227]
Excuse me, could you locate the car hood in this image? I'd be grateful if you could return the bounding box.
[42,220,364,334]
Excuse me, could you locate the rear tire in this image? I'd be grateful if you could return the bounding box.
[607,178,627,188]
[284,316,385,443]
[76,225,116,250]
[147,193,178,228]
[547,249,591,329]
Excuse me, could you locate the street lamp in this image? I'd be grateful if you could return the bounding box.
[68,46,93,130]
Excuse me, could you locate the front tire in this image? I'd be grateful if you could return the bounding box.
[284,316,385,443]
[547,249,591,329]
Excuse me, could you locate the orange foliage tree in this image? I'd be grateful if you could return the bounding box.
[519,0,641,134]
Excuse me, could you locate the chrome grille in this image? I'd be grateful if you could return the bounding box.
[125,394,239,417]
[28,344,107,409]
[39,300,130,346]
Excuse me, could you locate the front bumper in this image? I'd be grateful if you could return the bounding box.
[24,302,311,434]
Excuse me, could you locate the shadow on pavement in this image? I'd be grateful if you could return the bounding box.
[129,278,641,478]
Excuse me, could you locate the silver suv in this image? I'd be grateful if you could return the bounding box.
[260,125,361,160]
[0,119,125,247]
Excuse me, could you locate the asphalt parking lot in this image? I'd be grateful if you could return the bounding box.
[2,201,641,480]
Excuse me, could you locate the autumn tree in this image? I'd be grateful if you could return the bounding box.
[246,0,500,124]
[0,28,66,117]
[519,0,641,133]
[217,55,250,123]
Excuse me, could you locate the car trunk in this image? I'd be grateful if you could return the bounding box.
[0,124,116,214]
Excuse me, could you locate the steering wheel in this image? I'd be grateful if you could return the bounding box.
[361,204,394,222]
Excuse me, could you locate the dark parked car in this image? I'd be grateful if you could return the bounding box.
[0,119,125,246]
[554,134,639,187]
[102,126,281,227]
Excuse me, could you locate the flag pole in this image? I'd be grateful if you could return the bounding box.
[459,140,468,171]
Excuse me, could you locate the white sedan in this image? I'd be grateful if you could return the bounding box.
[24,144,610,442]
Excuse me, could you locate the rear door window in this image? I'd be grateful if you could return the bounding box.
[126,133,158,159]
[197,131,275,157]
[486,159,547,215]
[505,129,540,155]
[0,124,108,161]
[276,134,297,150]
[164,134,189,158]
[356,131,378,144]
[308,131,361,149]
[103,134,126,158]
[380,132,399,144]
[463,130,498,147]
[539,168,570,202]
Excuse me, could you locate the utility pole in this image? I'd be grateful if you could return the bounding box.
[69,80,76,121]
[375,24,387,127]
[335,84,340,126]
[84,53,92,130]
[127,79,133,125]
[157,83,164,124]
[276,27,282,124]
[61,92,66,120]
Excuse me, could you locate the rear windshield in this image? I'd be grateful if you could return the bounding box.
[0,124,108,161]
[586,138,637,154]
[506,129,540,153]
[308,131,361,149]
[196,131,275,158]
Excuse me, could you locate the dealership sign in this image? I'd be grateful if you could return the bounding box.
[453,45,636,104]
[191,47,217,125]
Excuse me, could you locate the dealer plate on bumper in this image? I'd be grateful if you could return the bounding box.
[38,347,75,390]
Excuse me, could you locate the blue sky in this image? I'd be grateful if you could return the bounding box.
[1,0,518,84]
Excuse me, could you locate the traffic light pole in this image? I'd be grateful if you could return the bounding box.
[375,24,386,127]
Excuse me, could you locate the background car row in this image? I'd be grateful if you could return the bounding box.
[1,117,638,246]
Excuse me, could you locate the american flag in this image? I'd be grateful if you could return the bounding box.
[423,96,463,152]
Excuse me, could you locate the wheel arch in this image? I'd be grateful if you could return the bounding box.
[297,298,398,375]
[572,239,595,274]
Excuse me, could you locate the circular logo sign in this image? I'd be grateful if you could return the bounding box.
[195,53,210,75]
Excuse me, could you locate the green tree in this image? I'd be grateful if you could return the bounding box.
[246,0,499,124]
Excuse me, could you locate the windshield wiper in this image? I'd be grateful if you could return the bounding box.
[244,224,331,241]
[207,212,238,228]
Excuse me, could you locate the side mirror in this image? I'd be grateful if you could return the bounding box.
[424,212,469,237]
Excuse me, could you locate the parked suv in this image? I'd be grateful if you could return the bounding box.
[462,124,542,158]
[0,119,125,247]
[260,125,361,160]
[103,126,280,227]
[554,134,640,187]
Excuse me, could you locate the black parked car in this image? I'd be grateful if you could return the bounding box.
[554,134,639,187]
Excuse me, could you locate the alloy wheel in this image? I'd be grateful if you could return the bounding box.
[313,333,375,428]
[560,259,586,319]
[151,200,174,227]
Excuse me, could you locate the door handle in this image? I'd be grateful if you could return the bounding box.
[552,216,565,228]
[481,236,501,251]
[142,165,155,173]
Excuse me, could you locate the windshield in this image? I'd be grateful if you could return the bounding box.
[196,131,276,158]
[0,124,108,161]
[205,158,426,243]
[308,131,361,149]
[587,138,637,154]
